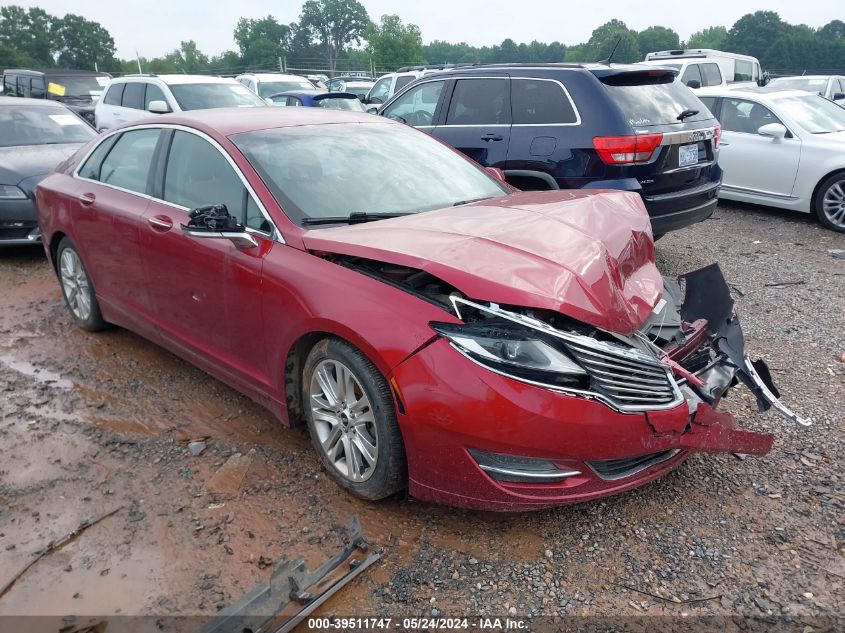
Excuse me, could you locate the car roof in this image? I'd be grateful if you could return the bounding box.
[238,73,310,81]
[0,96,71,108]
[274,90,356,98]
[115,75,238,85]
[140,105,391,136]
[700,88,811,101]
[3,68,109,76]
[770,75,832,80]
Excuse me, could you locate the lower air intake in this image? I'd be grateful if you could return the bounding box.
[587,449,681,481]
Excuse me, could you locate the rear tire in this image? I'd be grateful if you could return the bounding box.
[302,338,407,500]
[56,237,107,331]
[813,172,845,232]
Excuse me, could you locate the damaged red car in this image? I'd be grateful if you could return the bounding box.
[36,108,807,511]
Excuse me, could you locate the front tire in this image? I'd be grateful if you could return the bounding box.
[302,338,407,500]
[814,172,845,232]
[56,237,106,331]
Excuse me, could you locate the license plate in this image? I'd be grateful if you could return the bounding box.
[678,143,699,167]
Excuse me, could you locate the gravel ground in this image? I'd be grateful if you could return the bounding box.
[0,200,842,632]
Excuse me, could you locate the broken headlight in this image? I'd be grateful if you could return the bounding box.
[431,321,589,388]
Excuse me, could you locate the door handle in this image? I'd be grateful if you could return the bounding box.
[147,215,173,232]
[78,192,96,206]
[481,133,504,142]
[719,141,730,146]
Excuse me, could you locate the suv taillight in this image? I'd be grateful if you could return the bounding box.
[593,133,664,165]
[713,124,721,149]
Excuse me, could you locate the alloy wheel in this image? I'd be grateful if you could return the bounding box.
[309,359,379,482]
[60,248,92,322]
[821,179,845,229]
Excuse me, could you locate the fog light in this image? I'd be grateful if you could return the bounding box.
[27,227,41,241]
[468,449,581,483]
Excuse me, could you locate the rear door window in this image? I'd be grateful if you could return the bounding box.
[103,83,125,106]
[511,79,577,124]
[16,76,31,97]
[394,75,415,91]
[701,64,722,87]
[122,83,145,110]
[97,128,160,193]
[599,72,711,127]
[680,64,703,88]
[446,78,509,125]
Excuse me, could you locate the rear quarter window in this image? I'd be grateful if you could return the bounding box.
[599,72,712,127]
[512,79,577,124]
[103,83,124,106]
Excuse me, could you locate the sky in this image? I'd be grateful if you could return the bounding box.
[18,0,843,60]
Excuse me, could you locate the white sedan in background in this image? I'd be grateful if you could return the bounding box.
[698,89,845,232]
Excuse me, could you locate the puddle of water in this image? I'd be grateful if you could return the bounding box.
[0,354,73,389]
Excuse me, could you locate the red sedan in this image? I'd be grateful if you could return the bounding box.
[36,108,805,510]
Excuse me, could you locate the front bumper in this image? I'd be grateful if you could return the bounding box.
[0,198,41,245]
[390,264,803,511]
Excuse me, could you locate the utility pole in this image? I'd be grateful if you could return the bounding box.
[135,50,143,74]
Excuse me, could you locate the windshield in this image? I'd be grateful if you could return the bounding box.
[0,106,96,147]
[769,77,827,93]
[231,122,509,225]
[169,83,266,110]
[315,96,365,111]
[48,75,108,98]
[259,81,315,98]
[600,72,711,126]
[773,95,845,133]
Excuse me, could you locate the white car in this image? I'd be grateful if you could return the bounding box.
[95,75,266,131]
[765,75,845,106]
[643,49,763,92]
[698,89,845,232]
[235,73,316,100]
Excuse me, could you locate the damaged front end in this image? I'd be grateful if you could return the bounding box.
[429,263,807,458]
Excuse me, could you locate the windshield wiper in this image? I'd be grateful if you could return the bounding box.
[301,211,411,226]
[452,196,496,206]
[677,109,699,121]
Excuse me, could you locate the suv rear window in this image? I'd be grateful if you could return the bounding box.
[599,72,711,127]
[512,79,577,124]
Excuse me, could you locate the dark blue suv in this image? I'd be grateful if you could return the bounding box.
[378,63,722,235]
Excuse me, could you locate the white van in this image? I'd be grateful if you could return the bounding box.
[642,49,763,92]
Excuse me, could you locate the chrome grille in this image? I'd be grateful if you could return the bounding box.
[588,449,681,480]
[563,337,682,410]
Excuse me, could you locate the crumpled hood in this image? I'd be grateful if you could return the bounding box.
[0,143,83,192]
[302,190,663,335]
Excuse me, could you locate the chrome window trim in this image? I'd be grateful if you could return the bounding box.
[72,123,283,243]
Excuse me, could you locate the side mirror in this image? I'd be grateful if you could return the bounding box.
[264,97,274,105]
[148,100,170,114]
[369,96,383,105]
[758,123,788,140]
[686,80,701,90]
[485,167,507,183]
[366,106,378,115]
[181,204,257,248]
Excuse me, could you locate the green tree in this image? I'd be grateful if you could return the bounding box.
[298,0,369,71]
[0,5,55,66]
[365,14,424,69]
[164,40,209,73]
[52,13,116,69]
[819,20,845,40]
[725,11,788,60]
[209,50,242,72]
[234,15,291,68]
[685,26,727,49]
[637,26,680,56]
[586,20,640,63]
